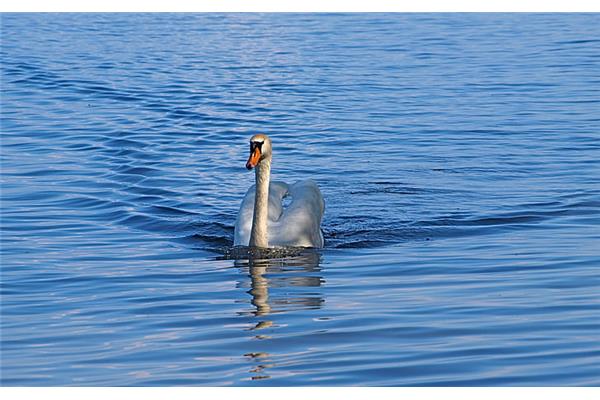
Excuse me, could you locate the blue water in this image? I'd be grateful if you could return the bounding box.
[1,13,600,386]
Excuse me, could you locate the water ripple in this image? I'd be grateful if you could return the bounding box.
[2,13,600,386]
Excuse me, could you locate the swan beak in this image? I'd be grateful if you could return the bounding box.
[246,147,261,170]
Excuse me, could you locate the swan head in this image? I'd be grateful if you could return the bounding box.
[246,134,272,170]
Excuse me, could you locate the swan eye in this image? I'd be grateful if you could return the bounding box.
[250,141,264,152]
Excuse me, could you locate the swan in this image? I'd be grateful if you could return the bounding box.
[234,134,325,248]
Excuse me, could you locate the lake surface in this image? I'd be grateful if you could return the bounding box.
[1,13,599,386]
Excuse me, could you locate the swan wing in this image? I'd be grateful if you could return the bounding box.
[269,179,325,248]
[234,181,289,246]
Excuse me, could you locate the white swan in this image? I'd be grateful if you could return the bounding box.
[234,134,325,248]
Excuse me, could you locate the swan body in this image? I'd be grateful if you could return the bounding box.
[234,134,325,248]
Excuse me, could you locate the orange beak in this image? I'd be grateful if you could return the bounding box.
[246,147,261,170]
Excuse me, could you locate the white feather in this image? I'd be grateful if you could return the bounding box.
[234,179,325,248]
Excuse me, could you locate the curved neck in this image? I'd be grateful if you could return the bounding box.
[249,157,271,248]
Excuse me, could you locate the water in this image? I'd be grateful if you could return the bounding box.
[1,13,599,386]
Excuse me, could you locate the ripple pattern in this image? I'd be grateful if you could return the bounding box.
[1,13,600,386]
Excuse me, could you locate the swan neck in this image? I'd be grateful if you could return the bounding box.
[250,158,271,248]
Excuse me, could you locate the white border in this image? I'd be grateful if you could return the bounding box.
[1,0,600,12]
[1,388,600,400]
[1,1,599,397]
[0,387,600,400]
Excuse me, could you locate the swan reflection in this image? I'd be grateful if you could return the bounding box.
[248,263,271,317]
[235,250,324,316]
[234,249,324,381]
